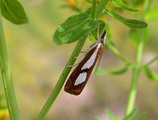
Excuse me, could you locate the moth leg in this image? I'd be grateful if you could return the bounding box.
[68,62,80,67]
[74,52,87,58]
[80,50,87,53]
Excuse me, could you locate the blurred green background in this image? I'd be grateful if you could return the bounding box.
[0,0,158,120]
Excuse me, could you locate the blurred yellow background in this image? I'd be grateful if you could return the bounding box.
[0,0,158,120]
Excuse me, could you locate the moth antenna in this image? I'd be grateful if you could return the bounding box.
[90,32,97,40]
[97,24,100,40]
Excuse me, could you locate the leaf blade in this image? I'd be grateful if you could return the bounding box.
[53,13,99,45]
[105,109,116,120]
[111,0,139,12]
[105,8,147,28]
[1,0,28,24]
[122,108,138,120]
[143,65,158,81]
[94,116,101,120]
[95,63,130,75]
[136,112,147,120]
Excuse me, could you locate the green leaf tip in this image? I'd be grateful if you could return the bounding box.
[111,0,139,12]
[94,116,101,120]
[1,0,28,24]
[95,63,131,75]
[53,13,99,45]
[105,8,147,28]
[123,108,138,120]
[143,65,158,81]
[105,109,116,120]
[136,112,147,120]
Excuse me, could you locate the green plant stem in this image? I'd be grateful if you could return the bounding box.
[106,42,129,63]
[125,0,150,115]
[91,0,97,19]
[125,29,144,116]
[145,56,158,66]
[36,35,88,120]
[142,0,152,15]
[0,2,20,120]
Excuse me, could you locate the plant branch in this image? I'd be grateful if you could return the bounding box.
[106,41,130,64]
[125,19,145,117]
[125,0,151,115]
[36,35,88,120]
[125,29,146,115]
[0,1,20,120]
[91,0,97,19]
[145,56,158,66]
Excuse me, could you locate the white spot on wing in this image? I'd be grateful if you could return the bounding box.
[81,44,101,70]
[74,72,87,86]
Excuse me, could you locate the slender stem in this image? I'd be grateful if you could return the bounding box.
[125,29,145,116]
[125,59,141,115]
[0,1,20,120]
[145,56,158,66]
[125,0,151,115]
[125,67,140,115]
[36,35,88,120]
[91,0,97,20]
[142,0,152,15]
[106,42,129,63]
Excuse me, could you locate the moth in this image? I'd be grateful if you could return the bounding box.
[64,30,107,95]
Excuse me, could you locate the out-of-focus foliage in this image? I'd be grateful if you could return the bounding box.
[144,4,158,20]
[0,0,158,120]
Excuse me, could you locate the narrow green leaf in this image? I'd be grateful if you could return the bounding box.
[95,63,130,75]
[105,109,116,120]
[94,116,101,120]
[123,108,138,120]
[53,13,99,45]
[1,0,28,24]
[129,28,149,47]
[136,112,147,120]
[108,63,130,74]
[143,65,158,81]
[111,0,139,12]
[95,68,107,75]
[104,8,147,28]
[144,4,158,20]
